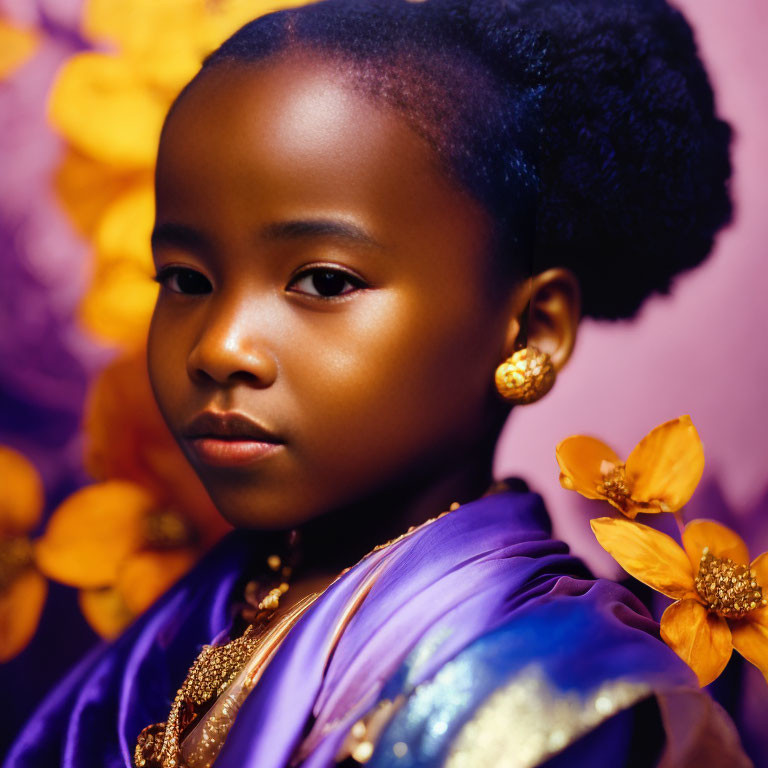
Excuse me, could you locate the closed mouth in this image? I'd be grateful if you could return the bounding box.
[183,411,282,442]
[182,411,284,467]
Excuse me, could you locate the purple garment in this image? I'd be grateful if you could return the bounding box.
[6,489,696,768]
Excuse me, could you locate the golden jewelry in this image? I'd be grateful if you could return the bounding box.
[494,346,555,405]
[134,552,295,768]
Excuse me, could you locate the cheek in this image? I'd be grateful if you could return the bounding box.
[285,288,501,474]
[146,303,193,422]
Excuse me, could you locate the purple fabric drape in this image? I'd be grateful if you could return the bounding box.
[7,489,697,768]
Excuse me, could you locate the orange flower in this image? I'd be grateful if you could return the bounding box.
[0,17,40,80]
[36,480,198,639]
[32,349,229,639]
[84,348,230,546]
[592,516,768,687]
[556,416,704,518]
[0,446,47,661]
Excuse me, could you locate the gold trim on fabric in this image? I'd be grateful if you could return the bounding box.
[444,666,650,768]
[180,594,319,768]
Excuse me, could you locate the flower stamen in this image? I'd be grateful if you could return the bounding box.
[0,536,34,591]
[597,462,631,508]
[695,548,767,618]
[143,510,194,550]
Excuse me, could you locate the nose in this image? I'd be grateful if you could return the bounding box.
[186,302,278,389]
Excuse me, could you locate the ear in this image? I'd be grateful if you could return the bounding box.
[508,268,581,372]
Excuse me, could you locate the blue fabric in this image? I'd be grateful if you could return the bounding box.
[543,708,635,768]
[369,592,689,767]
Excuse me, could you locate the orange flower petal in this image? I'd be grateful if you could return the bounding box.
[682,520,750,572]
[79,586,134,640]
[0,446,44,536]
[49,52,166,168]
[750,552,768,587]
[556,436,621,501]
[625,415,704,512]
[731,619,768,683]
[35,481,155,587]
[54,147,148,239]
[0,19,39,80]
[0,569,47,662]
[84,350,229,545]
[748,554,768,627]
[83,0,303,92]
[94,185,155,268]
[747,606,768,629]
[78,258,157,348]
[76,186,158,346]
[660,599,732,687]
[615,499,654,520]
[83,0,203,89]
[591,517,695,599]
[116,549,196,616]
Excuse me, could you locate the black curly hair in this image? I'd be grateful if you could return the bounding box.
[190,0,732,319]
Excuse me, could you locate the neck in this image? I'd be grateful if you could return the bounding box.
[291,440,498,579]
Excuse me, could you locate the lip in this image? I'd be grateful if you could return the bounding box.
[183,411,284,468]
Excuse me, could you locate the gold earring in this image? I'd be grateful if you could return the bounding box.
[494,346,556,405]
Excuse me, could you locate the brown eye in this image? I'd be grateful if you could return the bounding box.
[288,268,365,298]
[155,267,212,295]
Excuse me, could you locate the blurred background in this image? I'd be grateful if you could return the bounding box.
[0,0,766,762]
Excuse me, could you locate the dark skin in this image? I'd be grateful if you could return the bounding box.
[148,52,580,602]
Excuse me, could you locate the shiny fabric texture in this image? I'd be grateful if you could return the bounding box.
[368,593,693,767]
[7,489,697,768]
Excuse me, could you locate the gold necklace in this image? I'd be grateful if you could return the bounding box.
[132,507,446,768]
[134,552,295,768]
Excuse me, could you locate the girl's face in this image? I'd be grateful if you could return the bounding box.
[148,54,520,530]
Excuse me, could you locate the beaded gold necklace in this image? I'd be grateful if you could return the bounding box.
[134,549,299,768]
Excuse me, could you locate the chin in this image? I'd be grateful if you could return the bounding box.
[208,486,322,532]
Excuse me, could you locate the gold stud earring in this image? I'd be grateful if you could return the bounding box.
[494,346,556,405]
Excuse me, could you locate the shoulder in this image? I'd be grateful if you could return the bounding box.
[353,583,748,767]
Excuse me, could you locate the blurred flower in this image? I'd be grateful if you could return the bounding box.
[83,347,230,545]
[29,348,230,638]
[0,446,47,661]
[0,17,40,79]
[35,480,197,639]
[0,1,102,493]
[592,516,768,687]
[557,415,704,518]
[49,0,309,348]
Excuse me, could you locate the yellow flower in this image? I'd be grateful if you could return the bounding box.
[0,18,40,80]
[48,0,309,347]
[35,480,198,639]
[0,446,47,661]
[556,415,704,518]
[592,516,768,687]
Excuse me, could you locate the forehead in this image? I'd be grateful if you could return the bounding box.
[155,53,492,253]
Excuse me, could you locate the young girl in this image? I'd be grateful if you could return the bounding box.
[8,0,745,766]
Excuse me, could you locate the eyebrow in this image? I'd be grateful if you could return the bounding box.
[260,218,383,248]
[151,217,383,254]
[151,223,211,253]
